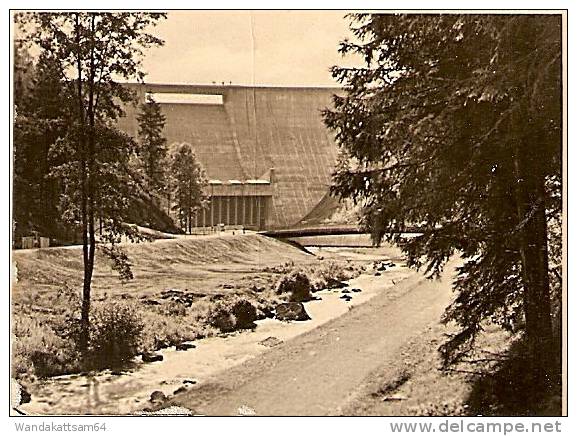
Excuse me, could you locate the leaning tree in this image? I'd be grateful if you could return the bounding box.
[324,14,562,398]
[20,12,166,351]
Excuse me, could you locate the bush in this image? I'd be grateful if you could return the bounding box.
[139,309,204,351]
[87,301,144,367]
[12,314,80,379]
[231,299,257,329]
[203,296,257,333]
[276,271,312,302]
[13,296,198,378]
[306,261,365,292]
[156,300,188,317]
[263,261,295,274]
[250,288,283,320]
[316,261,355,288]
[321,261,350,281]
[301,262,343,292]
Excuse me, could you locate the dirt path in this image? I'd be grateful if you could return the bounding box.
[170,260,458,416]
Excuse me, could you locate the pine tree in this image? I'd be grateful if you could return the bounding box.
[169,143,207,233]
[136,96,167,196]
[13,49,70,241]
[324,14,562,401]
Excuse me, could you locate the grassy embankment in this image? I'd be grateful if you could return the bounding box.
[12,234,369,381]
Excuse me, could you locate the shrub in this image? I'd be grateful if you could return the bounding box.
[304,262,346,292]
[231,299,257,329]
[321,261,350,281]
[307,261,365,291]
[156,300,188,317]
[87,301,144,367]
[13,297,195,378]
[212,312,236,333]
[12,314,80,379]
[276,271,312,302]
[139,309,203,351]
[250,288,283,319]
[203,296,257,333]
[263,261,295,274]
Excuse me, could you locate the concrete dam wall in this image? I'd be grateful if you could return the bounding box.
[116,83,340,229]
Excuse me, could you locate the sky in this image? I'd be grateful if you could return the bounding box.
[141,11,362,87]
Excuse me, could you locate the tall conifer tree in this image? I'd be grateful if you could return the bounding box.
[324,14,562,400]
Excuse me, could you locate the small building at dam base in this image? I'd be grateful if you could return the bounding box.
[195,179,272,230]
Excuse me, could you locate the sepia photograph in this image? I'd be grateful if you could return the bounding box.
[9,8,566,419]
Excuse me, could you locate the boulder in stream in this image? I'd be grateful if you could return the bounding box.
[175,343,196,351]
[150,391,167,404]
[275,302,311,321]
[142,352,163,363]
[173,386,188,395]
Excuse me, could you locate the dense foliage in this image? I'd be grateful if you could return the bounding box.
[324,14,562,394]
[13,50,71,242]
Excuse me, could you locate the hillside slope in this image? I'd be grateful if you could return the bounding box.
[12,234,311,298]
